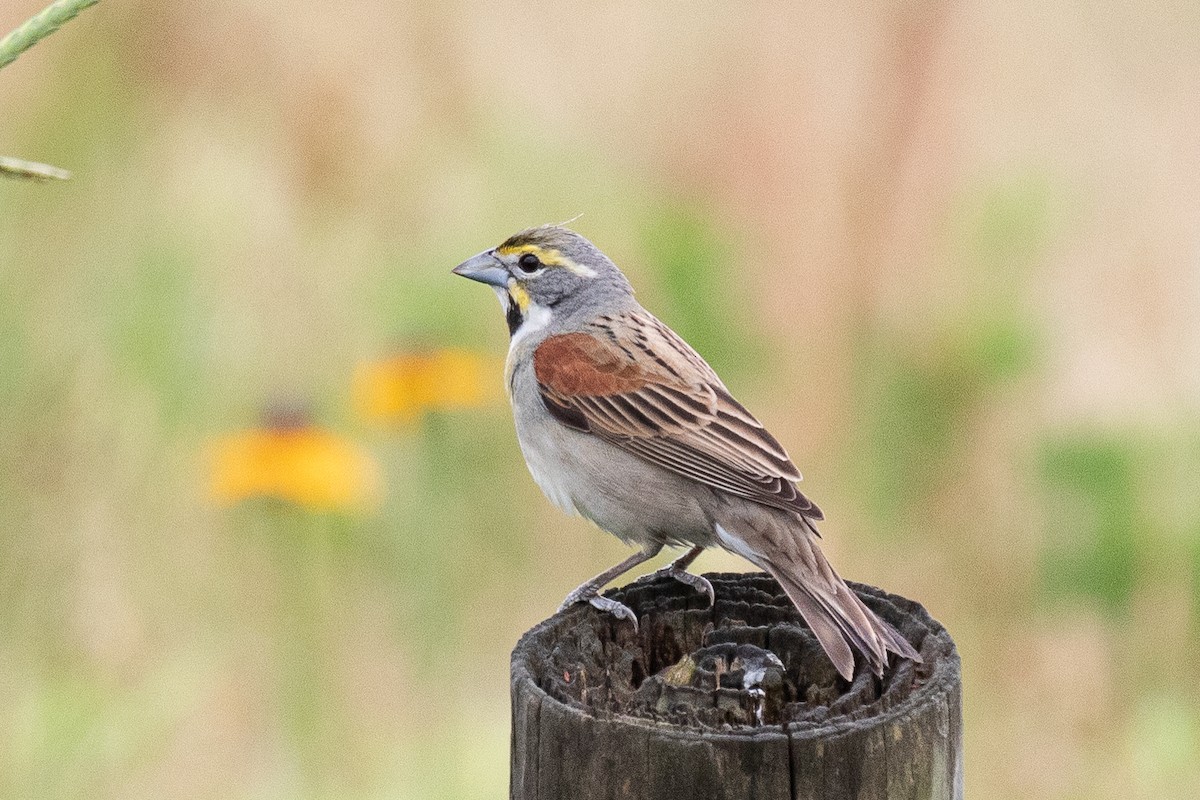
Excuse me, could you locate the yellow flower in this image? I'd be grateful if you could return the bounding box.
[353,348,499,425]
[210,421,380,510]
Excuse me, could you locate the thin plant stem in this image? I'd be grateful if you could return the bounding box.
[0,0,99,180]
[0,0,99,71]
[0,154,70,180]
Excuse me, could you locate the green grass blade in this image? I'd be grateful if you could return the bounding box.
[0,0,99,72]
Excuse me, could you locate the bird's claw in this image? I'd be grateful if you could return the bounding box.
[558,588,640,632]
[588,595,639,632]
[655,566,715,607]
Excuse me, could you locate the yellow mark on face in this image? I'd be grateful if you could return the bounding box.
[495,244,596,278]
[508,283,531,311]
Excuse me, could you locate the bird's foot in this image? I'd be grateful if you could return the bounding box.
[558,587,639,632]
[654,565,715,607]
[586,594,639,632]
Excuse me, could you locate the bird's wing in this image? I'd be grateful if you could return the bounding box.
[532,312,822,519]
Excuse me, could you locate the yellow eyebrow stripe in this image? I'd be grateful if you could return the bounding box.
[495,244,596,278]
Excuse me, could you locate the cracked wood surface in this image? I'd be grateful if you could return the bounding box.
[511,572,962,800]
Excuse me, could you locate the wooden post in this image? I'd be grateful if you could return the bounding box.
[511,572,961,800]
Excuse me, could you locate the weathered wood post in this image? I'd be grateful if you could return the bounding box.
[511,572,961,800]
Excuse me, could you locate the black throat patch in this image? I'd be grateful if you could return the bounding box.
[505,295,523,336]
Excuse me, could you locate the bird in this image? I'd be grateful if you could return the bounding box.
[452,224,920,680]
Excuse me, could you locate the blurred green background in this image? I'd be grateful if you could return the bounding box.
[2,1,1199,798]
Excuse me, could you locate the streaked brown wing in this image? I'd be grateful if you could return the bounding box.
[532,314,823,519]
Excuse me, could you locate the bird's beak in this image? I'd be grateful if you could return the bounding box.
[452,250,510,288]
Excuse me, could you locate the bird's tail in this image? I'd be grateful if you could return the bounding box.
[717,519,920,681]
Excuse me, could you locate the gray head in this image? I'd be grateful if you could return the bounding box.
[452,225,635,337]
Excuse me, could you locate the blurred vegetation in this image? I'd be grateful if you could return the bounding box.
[2,2,1199,799]
[1038,434,1144,612]
[639,203,760,378]
[853,175,1046,525]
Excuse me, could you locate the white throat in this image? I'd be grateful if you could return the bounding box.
[495,285,554,394]
[510,303,552,350]
[492,285,553,351]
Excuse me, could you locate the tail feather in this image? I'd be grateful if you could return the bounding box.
[876,612,922,662]
[773,573,857,679]
[717,519,920,681]
[767,561,919,680]
[764,565,864,679]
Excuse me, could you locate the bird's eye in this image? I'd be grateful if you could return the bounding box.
[517,253,541,273]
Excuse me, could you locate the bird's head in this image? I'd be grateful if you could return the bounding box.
[452,225,634,337]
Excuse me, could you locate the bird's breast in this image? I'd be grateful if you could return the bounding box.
[507,359,717,547]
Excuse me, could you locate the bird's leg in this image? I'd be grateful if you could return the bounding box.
[558,543,663,631]
[653,545,714,606]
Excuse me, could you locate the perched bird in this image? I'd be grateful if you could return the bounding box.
[453,225,919,680]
